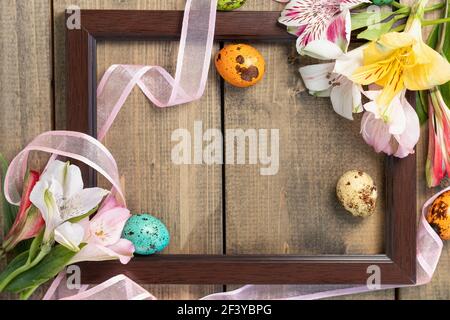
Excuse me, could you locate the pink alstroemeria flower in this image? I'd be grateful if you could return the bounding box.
[279,0,370,53]
[426,89,450,187]
[66,196,135,264]
[2,171,45,252]
[361,91,420,158]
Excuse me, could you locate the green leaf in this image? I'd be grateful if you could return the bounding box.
[427,23,440,48]
[0,250,29,284]
[0,153,19,236]
[357,19,395,41]
[416,91,429,125]
[351,11,393,31]
[4,245,78,294]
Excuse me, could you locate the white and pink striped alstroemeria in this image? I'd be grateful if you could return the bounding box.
[278,0,370,53]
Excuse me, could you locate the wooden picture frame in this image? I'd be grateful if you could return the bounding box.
[66,10,417,285]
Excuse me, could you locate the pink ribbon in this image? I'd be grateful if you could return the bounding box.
[96,0,217,140]
[2,0,444,300]
[43,189,444,300]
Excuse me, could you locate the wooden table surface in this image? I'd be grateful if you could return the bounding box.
[0,0,448,300]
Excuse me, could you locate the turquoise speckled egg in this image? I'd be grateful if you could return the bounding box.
[122,213,170,255]
[217,0,246,11]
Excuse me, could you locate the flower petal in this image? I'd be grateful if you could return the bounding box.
[326,11,351,53]
[40,161,84,199]
[70,239,135,265]
[63,164,84,200]
[299,63,335,92]
[30,179,64,239]
[61,188,109,221]
[361,111,394,155]
[302,40,344,60]
[334,45,365,79]
[352,84,363,113]
[405,42,450,91]
[54,221,85,252]
[330,80,356,120]
[90,207,131,247]
[393,96,420,158]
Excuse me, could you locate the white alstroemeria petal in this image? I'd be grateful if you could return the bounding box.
[30,180,63,239]
[330,80,355,120]
[61,188,109,221]
[387,96,407,135]
[54,222,85,252]
[334,45,366,79]
[352,85,363,113]
[302,40,344,60]
[40,160,67,184]
[362,90,381,103]
[63,164,84,199]
[299,63,335,92]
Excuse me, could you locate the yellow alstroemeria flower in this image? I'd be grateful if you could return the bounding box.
[352,2,450,109]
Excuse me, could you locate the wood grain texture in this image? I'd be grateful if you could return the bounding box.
[224,0,394,300]
[54,0,222,300]
[0,0,53,300]
[398,0,450,300]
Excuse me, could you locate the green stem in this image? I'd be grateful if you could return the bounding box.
[391,1,406,9]
[0,248,5,261]
[423,17,450,26]
[0,244,50,292]
[391,24,406,32]
[425,2,446,12]
[19,286,39,300]
[436,0,449,54]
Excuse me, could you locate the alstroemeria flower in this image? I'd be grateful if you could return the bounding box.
[299,40,364,120]
[29,160,109,243]
[361,91,420,158]
[2,171,44,252]
[279,0,370,53]
[352,14,450,108]
[67,196,135,264]
[426,89,450,187]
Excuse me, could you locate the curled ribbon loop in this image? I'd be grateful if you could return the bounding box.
[97,0,217,140]
[4,131,125,205]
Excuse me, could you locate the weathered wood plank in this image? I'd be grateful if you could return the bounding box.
[0,0,53,300]
[53,0,222,300]
[223,0,394,300]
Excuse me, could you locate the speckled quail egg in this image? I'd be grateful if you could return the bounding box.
[122,213,170,255]
[336,170,378,218]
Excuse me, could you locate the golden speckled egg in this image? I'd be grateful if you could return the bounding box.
[215,44,265,88]
[336,170,378,218]
[427,191,450,240]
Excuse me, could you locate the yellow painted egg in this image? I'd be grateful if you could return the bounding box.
[215,44,265,88]
[427,191,450,240]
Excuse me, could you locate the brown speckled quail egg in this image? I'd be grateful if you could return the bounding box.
[336,170,377,218]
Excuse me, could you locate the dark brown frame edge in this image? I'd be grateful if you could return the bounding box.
[67,10,416,285]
